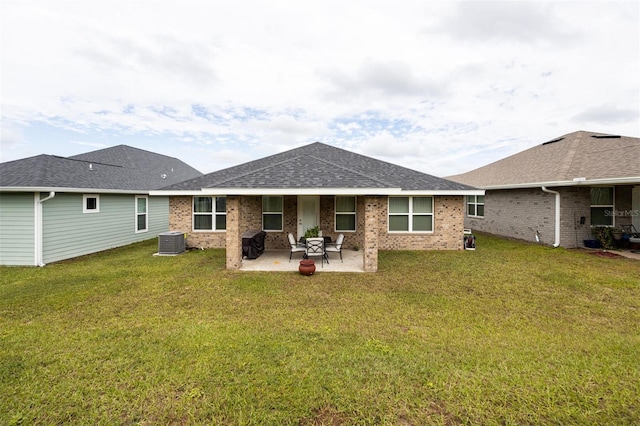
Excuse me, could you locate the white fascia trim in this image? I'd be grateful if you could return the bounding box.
[396,190,485,196]
[481,176,640,190]
[1,187,150,194]
[152,188,485,196]
[150,190,215,196]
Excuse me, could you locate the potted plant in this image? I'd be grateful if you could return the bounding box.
[304,225,320,239]
[611,227,623,242]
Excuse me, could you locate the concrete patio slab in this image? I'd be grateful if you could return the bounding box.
[240,249,365,272]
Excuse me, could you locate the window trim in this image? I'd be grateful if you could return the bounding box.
[135,195,148,233]
[467,195,485,218]
[388,196,434,233]
[192,196,227,232]
[262,195,284,232]
[83,194,100,213]
[335,195,357,232]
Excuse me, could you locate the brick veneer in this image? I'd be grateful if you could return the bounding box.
[170,194,466,272]
[377,196,465,250]
[465,185,637,248]
[226,196,241,269]
[169,196,226,249]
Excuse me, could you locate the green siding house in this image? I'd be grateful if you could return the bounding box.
[0,146,201,266]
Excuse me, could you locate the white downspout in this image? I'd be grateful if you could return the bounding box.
[35,191,56,266]
[541,186,560,248]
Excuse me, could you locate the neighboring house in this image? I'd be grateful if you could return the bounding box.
[151,142,482,272]
[448,131,640,248]
[0,145,202,266]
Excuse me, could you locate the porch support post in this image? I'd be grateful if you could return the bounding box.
[226,195,242,270]
[363,196,379,272]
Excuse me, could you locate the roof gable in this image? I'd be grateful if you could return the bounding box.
[448,131,640,188]
[162,142,475,193]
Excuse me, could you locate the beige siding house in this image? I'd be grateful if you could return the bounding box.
[152,142,482,272]
[448,131,640,248]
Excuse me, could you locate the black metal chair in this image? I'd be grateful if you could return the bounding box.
[305,237,328,267]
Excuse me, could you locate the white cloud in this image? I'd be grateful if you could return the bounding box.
[1,0,638,175]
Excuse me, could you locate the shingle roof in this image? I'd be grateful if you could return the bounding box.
[161,142,475,192]
[0,145,202,191]
[447,131,640,188]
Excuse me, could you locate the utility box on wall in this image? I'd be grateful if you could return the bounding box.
[158,231,186,255]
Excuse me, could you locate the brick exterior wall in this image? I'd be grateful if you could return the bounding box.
[225,196,242,269]
[363,196,379,272]
[559,187,591,248]
[615,186,635,228]
[463,185,636,248]
[170,194,467,271]
[377,196,465,250]
[169,196,226,249]
[465,188,557,246]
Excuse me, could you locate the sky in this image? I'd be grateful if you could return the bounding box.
[1,0,639,178]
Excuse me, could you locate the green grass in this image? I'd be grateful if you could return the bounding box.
[1,234,639,425]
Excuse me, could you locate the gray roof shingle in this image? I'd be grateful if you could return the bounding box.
[162,142,474,192]
[0,145,202,191]
[448,131,640,188]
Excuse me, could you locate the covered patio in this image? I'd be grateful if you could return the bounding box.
[240,248,365,272]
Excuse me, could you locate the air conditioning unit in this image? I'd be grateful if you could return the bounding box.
[158,231,186,255]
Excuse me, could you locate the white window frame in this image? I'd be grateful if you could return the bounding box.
[335,195,357,232]
[388,196,434,233]
[135,195,148,233]
[193,196,226,232]
[590,187,615,227]
[467,195,485,218]
[83,194,100,213]
[262,195,283,232]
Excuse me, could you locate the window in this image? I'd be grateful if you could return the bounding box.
[193,196,226,231]
[590,187,614,226]
[467,195,485,217]
[135,196,148,233]
[335,196,356,232]
[83,194,100,213]
[262,196,283,231]
[388,196,433,232]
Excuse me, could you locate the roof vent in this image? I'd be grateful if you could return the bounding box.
[591,134,621,139]
[542,137,564,145]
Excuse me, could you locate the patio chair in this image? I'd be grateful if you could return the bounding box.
[288,232,306,262]
[325,233,344,262]
[305,237,328,267]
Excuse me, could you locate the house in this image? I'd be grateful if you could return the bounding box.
[151,142,482,272]
[447,131,640,248]
[0,145,202,266]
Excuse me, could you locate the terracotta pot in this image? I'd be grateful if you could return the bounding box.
[299,259,316,275]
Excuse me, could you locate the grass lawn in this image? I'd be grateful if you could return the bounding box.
[1,234,639,425]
